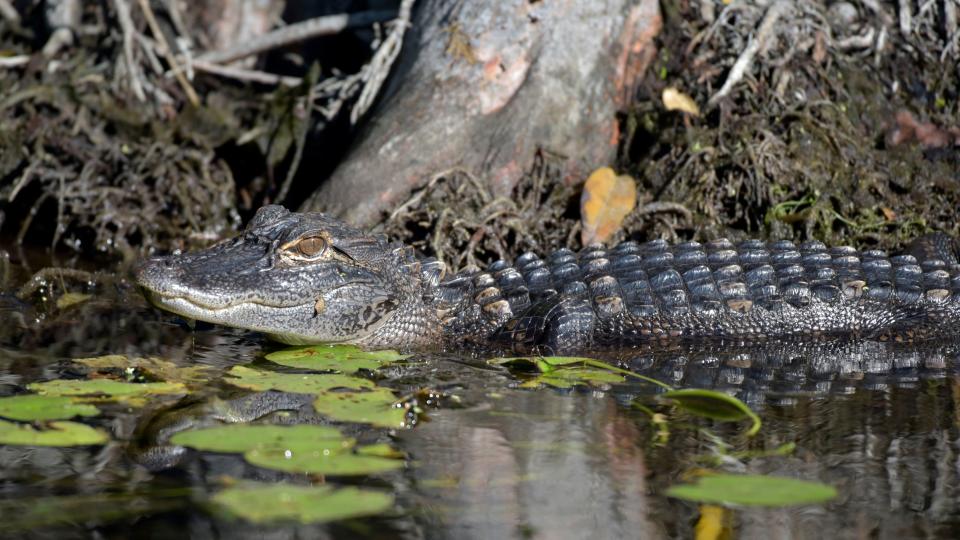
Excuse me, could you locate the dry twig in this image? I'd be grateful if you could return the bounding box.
[0,55,29,68]
[135,0,199,106]
[112,0,146,101]
[708,0,791,108]
[196,10,396,65]
[0,0,19,24]
[191,60,301,86]
[351,0,415,123]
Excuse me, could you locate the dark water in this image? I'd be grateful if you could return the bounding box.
[1,257,959,539]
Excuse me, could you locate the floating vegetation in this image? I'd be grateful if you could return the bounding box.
[491,356,672,390]
[493,355,764,437]
[666,474,837,507]
[661,389,762,437]
[312,388,409,428]
[245,444,404,476]
[170,424,347,454]
[73,355,213,385]
[210,483,394,525]
[0,395,99,422]
[523,365,624,390]
[171,424,403,476]
[265,344,408,373]
[54,292,92,310]
[224,365,375,393]
[0,419,108,446]
[27,379,186,401]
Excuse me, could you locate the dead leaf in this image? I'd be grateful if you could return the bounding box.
[56,292,91,310]
[880,207,896,221]
[887,110,960,148]
[662,87,700,116]
[580,167,637,245]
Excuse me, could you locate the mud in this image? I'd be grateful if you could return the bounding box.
[1,1,957,267]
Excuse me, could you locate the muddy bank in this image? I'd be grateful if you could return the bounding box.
[0,1,957,268]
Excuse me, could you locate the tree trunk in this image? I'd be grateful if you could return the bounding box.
[301,0,661,227]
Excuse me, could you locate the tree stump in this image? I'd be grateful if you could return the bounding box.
[301,0,661,227]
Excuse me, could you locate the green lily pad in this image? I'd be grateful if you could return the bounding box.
[666,474,837,507]
[493,356,617,372]
[73,355,212,384]
[313,388,408,428]
[521,367,625,389]
[224,365,375,394]
[27,379,186,399]
[491,356,673,390]
[170,424,349,454]
[0,395,100,421]
[662,389,762,436]
[211,483,393,524]
[356,443,406,459]
[245,443,404,475]
[0,419,108,446]
[266,344,408,373]
[168,423,403,475]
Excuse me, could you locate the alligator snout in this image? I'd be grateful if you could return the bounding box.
[132,255,181,295]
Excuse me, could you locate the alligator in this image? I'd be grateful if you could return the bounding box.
[134,205,960,352]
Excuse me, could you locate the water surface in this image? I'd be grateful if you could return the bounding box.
[0,256,958,539]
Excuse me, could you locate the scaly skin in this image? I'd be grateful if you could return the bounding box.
[134,205,960,352]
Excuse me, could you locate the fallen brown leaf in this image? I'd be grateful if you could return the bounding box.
[662,87,700,116]
[580,167,637,245]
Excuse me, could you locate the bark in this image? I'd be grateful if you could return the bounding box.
[301,0,661,227]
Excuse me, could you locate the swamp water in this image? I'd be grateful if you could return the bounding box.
[0,261,958,539]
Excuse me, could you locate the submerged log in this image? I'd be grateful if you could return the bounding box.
[301,0,661,227]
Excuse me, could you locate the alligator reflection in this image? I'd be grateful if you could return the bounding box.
[399,341,960,539]
[616,339,960,405]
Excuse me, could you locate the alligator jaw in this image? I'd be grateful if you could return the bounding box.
[139,287,325,344]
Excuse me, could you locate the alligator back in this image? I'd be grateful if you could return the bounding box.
[437,237,960,351]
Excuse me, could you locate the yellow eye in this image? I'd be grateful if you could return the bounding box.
[295,235,327,258]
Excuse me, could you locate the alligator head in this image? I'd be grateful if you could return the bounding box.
[134,205,442,348]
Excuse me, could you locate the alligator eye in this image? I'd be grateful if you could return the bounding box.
[295,236,327,258]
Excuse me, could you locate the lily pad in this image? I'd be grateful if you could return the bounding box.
[521,367,625,389]
[0,395,100,421]
[245,443,404,475]
[168,423,402,475]
[211,483,393,524]
[492,356,672,390]
[266,344,408,373]
[356,443,406,459]
[313,388,408,428]
[224,365,375,393]
[666,474,837,507]
[170,424,349,454]
[0,419,108,446]
[73,355,212,384]
[27,379,186,399]
[662,389,762,436]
